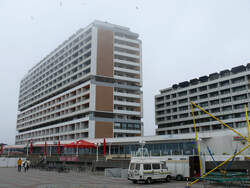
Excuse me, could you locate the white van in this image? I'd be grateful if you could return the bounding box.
[128,158,171,184]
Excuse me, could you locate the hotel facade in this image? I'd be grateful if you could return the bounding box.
[16,21,143,145]
[155,64,250,135]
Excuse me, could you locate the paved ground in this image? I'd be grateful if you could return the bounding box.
[0,168,246,188]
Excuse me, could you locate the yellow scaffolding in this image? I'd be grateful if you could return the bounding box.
[188,102,250,187]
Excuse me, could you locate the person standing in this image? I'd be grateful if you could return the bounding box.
[17,158,22,172]
[27,160,31,171]
[24,160,28,172]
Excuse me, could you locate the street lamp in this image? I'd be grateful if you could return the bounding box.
[95,142,101,161]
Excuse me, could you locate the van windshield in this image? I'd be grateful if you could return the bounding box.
[130,163,135,170]
[135,163,140,170]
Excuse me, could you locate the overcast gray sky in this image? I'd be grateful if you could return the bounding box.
[1,0,250,144]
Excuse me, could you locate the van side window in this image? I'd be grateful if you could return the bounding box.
[152,163,160,169]
[143,164,151,170]
[135,163,140,170]
[130,163,135,170]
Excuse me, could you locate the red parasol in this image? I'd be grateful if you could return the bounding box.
[103,138,106,156]
[30,139,33,154]
[65,140,96,149]
[76,140,97,149]
[64,142,77,148]
[0,144,3,155]
[44,142,47,156]
[57,140,61,155]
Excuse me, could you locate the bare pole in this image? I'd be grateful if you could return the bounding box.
[191,103,203,176]
[245,105,250,144]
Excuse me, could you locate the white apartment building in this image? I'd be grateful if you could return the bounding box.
[16,20,143,145]
[155,64,250,135]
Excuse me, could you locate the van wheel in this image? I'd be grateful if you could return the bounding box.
[166,175,171,182]
[132,180,137,184]
[176,175,183,181]
[146,178,152,184]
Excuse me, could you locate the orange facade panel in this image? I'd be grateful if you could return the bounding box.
[96,28,114,77]
[95,121,113,138]
[96,85,113,112]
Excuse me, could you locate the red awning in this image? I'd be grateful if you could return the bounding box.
[65,140,96,149]
[64,142,77,148]
[76,140,97,149]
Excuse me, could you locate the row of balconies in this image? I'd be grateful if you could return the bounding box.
[19,65,91,111]
[19,49,91,108]
[114,43,139,52]
[113,91,140,99]
[158,71,250,97]
[114,35,140,45]
[18,98,89,124]
[20,33,92,94]
[17,104,90,130]
[16,130,89,143]
[155,89,249,111]
[17,127,89,141]
[18,93,89,123]
[156,81,248,105]
[17,117,89,139]
[18,86,90,120]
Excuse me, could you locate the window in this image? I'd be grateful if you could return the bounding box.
[135,163,140,170]
[233,94,247,101]
[200,102,208,107]
[143,164,151,170]
[189,88,197,94]
[152,163,160,170]
[221,89,230,95]
[234,112,245,118]
[221,97,231,103]
[210,100,219,105]
[179,113,188,118]
[210,92,218,97]
[232,86,246,92]
[199,86,207,91]
[179,98,188,104]
[222,106,232,111]
[222,114,233,120]
[179,106,188,111]
[211,108,220,113]
[236,121,246,128]
[200,94,208,99]
[209,83,218,89]
[234,103,246,109]
[178,91,187,97]
[190,96,197,101]
[220,80,230,87]
[232,77,245,84]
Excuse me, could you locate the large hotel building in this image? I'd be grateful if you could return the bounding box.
[155,64,250,135]
[16,21,143,145]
